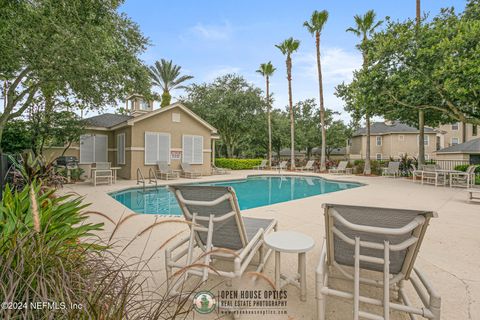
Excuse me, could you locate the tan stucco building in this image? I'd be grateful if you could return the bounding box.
[349,121,437,160]
[435,122,479,149]
[45,97,218,179]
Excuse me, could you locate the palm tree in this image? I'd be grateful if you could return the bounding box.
[276,38,300,170]
[256,62,276,168]
[416,0,425,167]
[346,10,382,175]
[148,59,194,107]
[304,10,329,172]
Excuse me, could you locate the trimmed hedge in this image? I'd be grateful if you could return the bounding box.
[215,158,263,170]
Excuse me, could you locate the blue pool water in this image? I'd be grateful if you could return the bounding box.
[110,175,362,216]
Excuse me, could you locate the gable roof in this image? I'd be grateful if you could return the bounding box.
[84,113,133,128]
[436,137,480,154]
[84,102,217,133]
[353,121,435,136]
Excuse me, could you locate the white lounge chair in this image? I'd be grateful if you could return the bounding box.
[273,160,288,172]
[382,161,400,178]
[316,203,440,320]
[92,162,112,186]
[328,161,350,175]
[212,163,230,175]
[422,166,447,187]
[156,161,179,180]
[298,160,316,172]
[165,185,277,294]
[254,159,268,170]
[180,162,202,179]
[450,165,476,188]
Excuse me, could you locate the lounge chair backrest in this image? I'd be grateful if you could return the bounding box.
[305,160,315,168]
[95,162,111,170]
[466,165,477,174]
[279,161,287,168]
[323,203,435,278]
[337,161,347,170]
[387,161,400,171]
[169,185,248,250]
[181,162,193,172]
[410,164,417,172]
[157,161,172,173]
[260,160,267,167]
[423,164,436,172]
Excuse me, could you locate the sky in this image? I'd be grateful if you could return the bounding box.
[115,0,466,123]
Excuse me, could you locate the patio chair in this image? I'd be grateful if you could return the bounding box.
[316,203,440,320]
[156,161,179,180]
[298,160,316,172]
[382,161,400,178]
[328,161,350,175]
[212,163,230,175]
[273,160,288,172]
[450,165,476,188]
[422,166,447,187]
[254,159,268,170]
[165,185,277,294]
[410,164,423,183]
[180,162,202,179]
[92,162,112,186]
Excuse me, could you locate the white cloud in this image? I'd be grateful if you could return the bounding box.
[204,66,241,82]
[295,47,362,84]
[190,21,232,40]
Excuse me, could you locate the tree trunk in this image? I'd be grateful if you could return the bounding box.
[316,32,327,172]
[416,0,425,166]
[161,90,171,107]
[267,76,272,168]
[287,56,295,170]
[364,115,372,175]
[418,110,425,165]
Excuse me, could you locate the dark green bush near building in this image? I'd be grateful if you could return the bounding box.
[215,158,263,170]
[352,160,386,175]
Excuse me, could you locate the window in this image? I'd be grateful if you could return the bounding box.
[398,135,405,141]
[417,135,429,146]
[376,153,382,160]
[80,134,108,164]
[172,113,181,122]
[145,132,170,165]
[451,137,459,146]
[139,100,149,110]
[183,135,203,164]
[473,125,478,136]
[452,122,460,130]
[376,136,382,146]
[116,133,125,165]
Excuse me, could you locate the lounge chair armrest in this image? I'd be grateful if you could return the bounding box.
[238,228,264,260]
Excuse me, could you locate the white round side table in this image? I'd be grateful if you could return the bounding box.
[264,230,315,301]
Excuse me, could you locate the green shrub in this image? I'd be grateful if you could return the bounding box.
[352,160,386,175]
[58,167,85,182]
[215,158,263,170]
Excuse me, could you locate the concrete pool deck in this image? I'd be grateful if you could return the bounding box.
[64,170,480,319]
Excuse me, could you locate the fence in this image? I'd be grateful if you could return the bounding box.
[434,159,470,170]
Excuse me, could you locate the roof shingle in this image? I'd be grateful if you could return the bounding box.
[353,121,435,136]
[84,113,133,128]
[436,137,480,154]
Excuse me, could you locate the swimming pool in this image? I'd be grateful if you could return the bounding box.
[110,175,362,216]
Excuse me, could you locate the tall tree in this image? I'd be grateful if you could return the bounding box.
[276,37,300,170]
[0,0,151,151]
[304,10,329,171]
[182,74,266,158]
[256,62,276,167]
[149,59,194,107]
[346,10,383,175]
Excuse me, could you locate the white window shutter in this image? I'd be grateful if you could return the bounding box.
[183,135,193,163]
[193,136,203,164]
[94,135,108,162]
[145,133,158,165]
[117,134,125,165]
[80,134,94,164]
[158,134,170,163]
